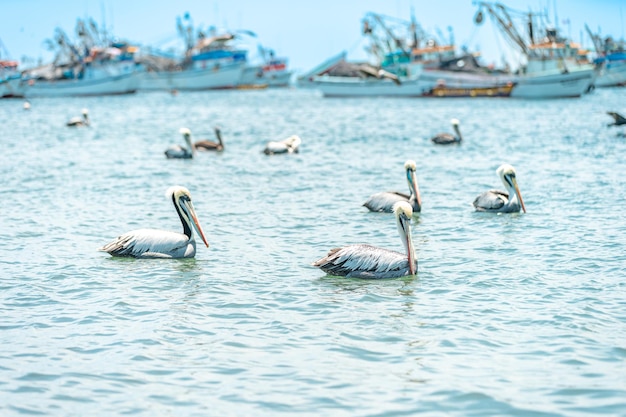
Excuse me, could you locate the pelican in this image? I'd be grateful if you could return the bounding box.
[263,135,301,155]
[66,108,89,127]
[363,160,422,213]
[607,111,626,126]
[165,128,195,159]
[473,164,526,213]
[100,186,209,258]
[431,118,462,145]
[313,201,417,279]
[194,126,224,151]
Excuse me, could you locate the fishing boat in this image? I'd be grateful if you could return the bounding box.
[19,20,141,97]
[0,59,23,98]
[424,82,515,97]
[474,2,596,98]
[295,51,348,88]
[240,53,292,88]
[586,26,626,88]
[363,12,515,91]
[137,20,246,92]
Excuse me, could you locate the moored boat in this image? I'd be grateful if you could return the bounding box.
[475,2,596,98]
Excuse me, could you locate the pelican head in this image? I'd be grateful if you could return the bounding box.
[451,118,460,126]
[166,186,209,247]
[403,159,422,211]
[286,135,302,149]
[82,108,89,116]
[393,201,416,275]
[496,164,526,213]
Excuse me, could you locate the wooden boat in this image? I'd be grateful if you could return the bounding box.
[424,83,515,97]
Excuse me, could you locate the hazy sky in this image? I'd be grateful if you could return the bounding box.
[1,0,624,72]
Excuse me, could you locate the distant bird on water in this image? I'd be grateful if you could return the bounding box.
[363,160,422,213]
[473,164,526,213]
[194,126,225,151]
[313,201,417,279]
[263,135,301,155]
[165,128,195,159]
[66,108,89,127]
[100,186,209,258]
[607,111,626,126]
[431,118,462,145]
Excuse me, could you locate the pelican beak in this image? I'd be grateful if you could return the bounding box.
[408,170,422,210]
[400,212,417,275]
[512,178,526,213]
[187,201,209,247]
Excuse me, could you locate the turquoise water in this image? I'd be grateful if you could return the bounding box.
[1,88,625,416]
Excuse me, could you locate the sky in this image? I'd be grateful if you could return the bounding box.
[1,0,625,73]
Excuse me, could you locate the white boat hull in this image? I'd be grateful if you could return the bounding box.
[594,60,626,88]
[0,76,24,98]
[239,65,292,87]
[313,75,429,97]
[510,69,595,98]
[139,63,244,91]
[22,71,139,98]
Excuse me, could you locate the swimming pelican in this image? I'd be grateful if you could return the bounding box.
[100,186,209,258]
[194,126,224,151]
[363,160,422,213]
[607,111,626,126]
[431,118,462,145]
[66,109,89,127]
[473,164,526,213]
[263,135,301,155]
[165,128,195,159]
[313,201,417,279]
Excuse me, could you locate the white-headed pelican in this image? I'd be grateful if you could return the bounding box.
[364,160,422,213]
[431,118,462,145]
[313,201,417,279]
[473,164,526,213]
[100,186,209,258]
[67,108,89,127]
[194,126,224,151]
[264,135,301,155]
[165,128,195,159]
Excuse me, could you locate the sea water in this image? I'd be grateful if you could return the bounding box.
[1,87,625,416]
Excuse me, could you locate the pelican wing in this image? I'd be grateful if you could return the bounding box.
[313,244,411,279]
[100,228,195,258]
[431,133,456,144]
[473,190,508,212]
[364,192,410,213]
[67,117,84,126]
[264,141,288,155]
[194,140,219,151]
[165,145,192,159]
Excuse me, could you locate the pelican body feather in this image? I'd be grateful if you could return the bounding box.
[100,186,209,259]
[314,201,417,279]
[364,160,422,213]
[473,164,526,213]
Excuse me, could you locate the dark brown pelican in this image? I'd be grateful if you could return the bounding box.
[66,109,89,127]
[194,126,224,151]
[363,160,422,213]
[607,112,626,126]
[165,128,195,159]
[100,186,209,258]
[313,201,417,279]
[473,164,526,213]
[431,118,462,145]
[263,135,301,155]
